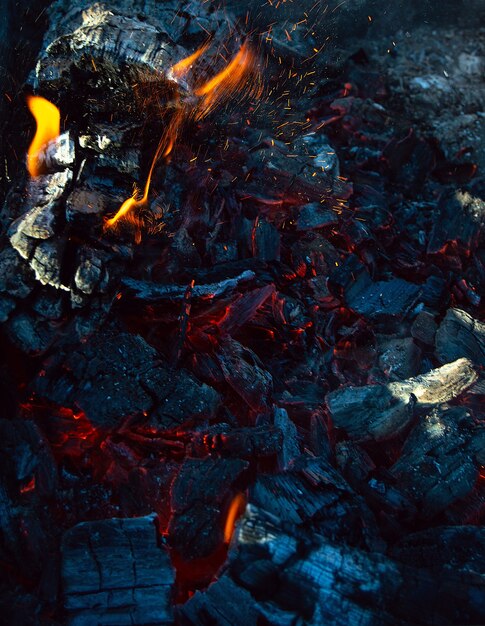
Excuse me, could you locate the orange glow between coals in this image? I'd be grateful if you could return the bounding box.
[26,95,60,177]
[224,493,246,544]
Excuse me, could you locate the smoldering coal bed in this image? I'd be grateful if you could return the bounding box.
[0,1,484,625]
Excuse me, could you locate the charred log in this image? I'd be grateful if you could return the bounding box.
[61,514,174,625]
[326,357,477,442]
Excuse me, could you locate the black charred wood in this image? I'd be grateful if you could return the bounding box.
[168,457,248,559]
[390,406,485,518]
[62,514,174,625]
[33,327,219,430]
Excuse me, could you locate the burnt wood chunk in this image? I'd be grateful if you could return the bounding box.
[435,308,485,366]
[389,406,485,518]
[169,457,248,558]
[326,357,477,442]
[179,575,259,626]
[297,202,339,230]
[428,189,485,254]
[335,440,415,516]
[345,275,421,324]
[390,526,485,575]
[411,310,438,345]
[273,407,300,469]
[191,425,282,459]
[226,505,485,626]
[216,338,273,412]
[61,514,174,625]
[122,270,256,302]
[0,419,57,496]
[34,328,219,429]
[249,456,381,550]
[1,0,242,352]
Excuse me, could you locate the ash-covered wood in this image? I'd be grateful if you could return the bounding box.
[0,0,244,352]
[62,514,174,625]
[327,357,477,442]
[33,326,219,429]
[436,308,485,366]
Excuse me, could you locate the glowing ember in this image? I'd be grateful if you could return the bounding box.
[26,95,60,177]
[223,493,246,543]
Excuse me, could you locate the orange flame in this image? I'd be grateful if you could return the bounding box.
[171,42,210,77]
[105,109,184,230]
[194,43,256,120]
[26,95,60,177]
[106,43,259,232]
[224,493,246,544]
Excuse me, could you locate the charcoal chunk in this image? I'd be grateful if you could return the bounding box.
[169,457,248,558]
[345,277,421,324]
[428,190,485,254]
[62,515,174,625]
[34,329,219,429]
[390,406,485,518]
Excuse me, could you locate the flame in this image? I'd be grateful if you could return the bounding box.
[224,493,246,543]
[26,95,60,177]
[171,42,210,77]
[106,43,259,232]
[194,43,256,120]
[105,109,184,230]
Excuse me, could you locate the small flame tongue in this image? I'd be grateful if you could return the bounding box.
[26,95,60,177]
[171,42,210,77]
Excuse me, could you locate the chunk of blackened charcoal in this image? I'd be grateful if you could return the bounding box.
[411,311,438,345]
[169,457,248,558]
[345,277,421,325]
[62,515,174,625]
[297,203,339,231]
[389,406,485,518]
[33,328,219,429]
[428,189,485,255]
